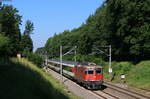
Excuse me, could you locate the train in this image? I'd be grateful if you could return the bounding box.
[46,59,103,89]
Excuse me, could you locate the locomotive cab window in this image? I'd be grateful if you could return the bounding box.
[85,70,94,74]
[96,69,102,74]
[85,71,88,74]
[88,70,93,74]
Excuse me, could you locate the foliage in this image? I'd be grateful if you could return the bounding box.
[105,0,150,61]
[35,47,45,56]
[101,60,150,89]
[127,61,150,89]
[112,62,133,75]
[27,53,43,68]
[20,20,34,55]
[0,5,22,56]
[0,34,10,57]
[20,35,33,55]
[0,4,34,57]
[24,20,34,36]
[44,0,150,62]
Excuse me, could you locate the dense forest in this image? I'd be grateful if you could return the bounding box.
[39,0,150,62]
[0,3,34,57]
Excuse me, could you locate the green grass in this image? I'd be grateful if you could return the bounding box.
[102,60,150,90]
[127,61,150,89]
[0,58,81,99]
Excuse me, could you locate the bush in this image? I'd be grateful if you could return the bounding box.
[0,34,10,57]
[113,62,133,75]
[127,61,150,89]
[27,53,44,68]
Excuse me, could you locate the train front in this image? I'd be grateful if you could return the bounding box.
[84,66,103,89]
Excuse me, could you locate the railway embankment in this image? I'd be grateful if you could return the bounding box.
[0,58,79,99]
[103,60,150,94]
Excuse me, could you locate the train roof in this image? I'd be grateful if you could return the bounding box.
[47,59,102,68]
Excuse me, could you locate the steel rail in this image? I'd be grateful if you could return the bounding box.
[101,90,119,99]
[105,82,150,99]
[92,91,107,99]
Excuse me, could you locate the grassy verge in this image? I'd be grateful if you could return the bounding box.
[0,58,81,99]
[127,61,150,89]
[103,61,150,90]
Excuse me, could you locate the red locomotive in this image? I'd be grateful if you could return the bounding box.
[72,63,103,89]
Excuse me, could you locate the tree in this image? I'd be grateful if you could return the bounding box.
[0,34,10,57]
[35,47,45,56]
[44,0,150,62]
[21,35,33,56]
[24,20,34,36]
[21,20,34,55]
[105,0,150,61]
[78,33,92,55]
[0,5,22,56]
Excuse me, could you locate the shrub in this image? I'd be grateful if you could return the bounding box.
[112,62,133,75]
[0,34,10,57]
[127,61,150,88]
[27,53,44,68]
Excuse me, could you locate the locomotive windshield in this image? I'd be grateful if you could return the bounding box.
[96,69,102,74]
[85,70,94,74]
[88,70,94,74]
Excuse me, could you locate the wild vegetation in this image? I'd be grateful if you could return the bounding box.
[102,60,150,89]
[0,58,80,99]
[27,53,44,68]
[0,3,43,67]
[40,0,150,62]
[0,3,34,57]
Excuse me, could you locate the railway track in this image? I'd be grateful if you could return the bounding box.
[45,65,150,99]
[104,82,150,99]
[140,88,150,92]
[92,91,109,99]
[92,90,120,99]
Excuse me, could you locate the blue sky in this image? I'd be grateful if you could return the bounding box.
[4,0,105,51]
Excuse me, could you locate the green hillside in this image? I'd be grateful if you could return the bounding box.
[0,58,79,99]
[40,0,150,62]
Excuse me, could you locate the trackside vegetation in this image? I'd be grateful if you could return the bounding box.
[41,0,150,62]
[0,58,81,99]
[127,61,150,89]
[56,55,150,90]
[26,53,44,68]
[99,59,150,90]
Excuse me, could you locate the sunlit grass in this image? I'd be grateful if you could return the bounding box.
[127,61,150,89]
[103,60,150,90]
